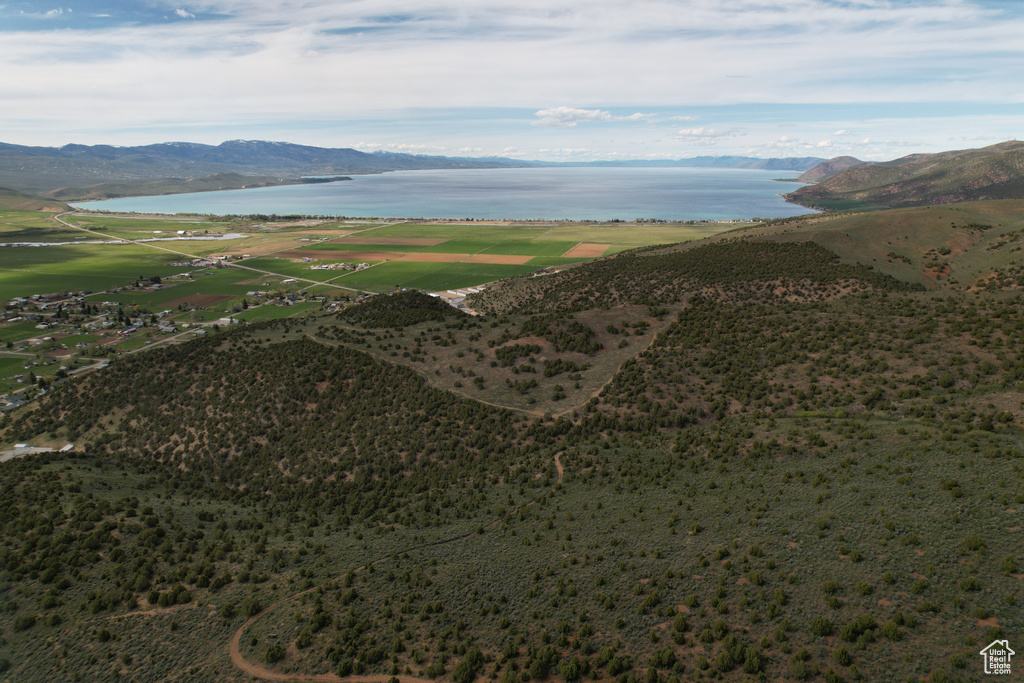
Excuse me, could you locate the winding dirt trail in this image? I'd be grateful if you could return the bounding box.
[228,453,564,682]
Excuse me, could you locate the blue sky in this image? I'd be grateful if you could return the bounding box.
[1,0,1022,161]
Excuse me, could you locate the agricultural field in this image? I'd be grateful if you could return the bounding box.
[0,242,185,303]
[0,210,87,243]
[67,214,229,241]
[275,221,724,293]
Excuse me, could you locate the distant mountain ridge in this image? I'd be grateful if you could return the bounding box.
[787,141,1024,210]
[0,140,537,196]
[0,139,826,198]
[569,156,826,170]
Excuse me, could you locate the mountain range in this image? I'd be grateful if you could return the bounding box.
[0,139,825,200]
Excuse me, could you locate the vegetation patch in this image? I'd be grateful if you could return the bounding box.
[341,289,467,328]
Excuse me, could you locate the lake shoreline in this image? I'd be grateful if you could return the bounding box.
[71,167,819,222]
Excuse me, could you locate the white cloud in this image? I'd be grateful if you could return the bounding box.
[532,107,651,128]
[1,0,1023,160]
[537,147,596,157]
[355,142,449,154]
[45,8,64,17]
[672,127,741,143]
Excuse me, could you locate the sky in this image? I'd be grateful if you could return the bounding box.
[1,0,1022,162]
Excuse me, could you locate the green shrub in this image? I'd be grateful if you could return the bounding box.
[13,615,35,632]
[265,644,285,664]
[840,614,877,642]
[881,621,902,641]
[960,577,981,591]
[811,617,834,637]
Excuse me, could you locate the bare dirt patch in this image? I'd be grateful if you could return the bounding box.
[394,253,468,263]
[334,237,449,246]
[463,254,534,265]
[563,242,611,258]
[164,294,235,308]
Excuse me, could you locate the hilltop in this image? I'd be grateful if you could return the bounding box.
[787,140,1024,211]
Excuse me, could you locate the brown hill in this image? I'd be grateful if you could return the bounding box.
[797,155,865,182]
[787,140,1024,210]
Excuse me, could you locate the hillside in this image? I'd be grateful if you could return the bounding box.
[796,156,865,183]
[0,187,69,212]
[2,209,1023,681]
[468,237,920,315]
[787,141,1024,210]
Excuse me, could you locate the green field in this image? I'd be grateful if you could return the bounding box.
[0,356,30,393]
[417,238,504,253]
[480,240,576,256]
[303,241,435,253]
[235,301,321,321]
[0,320,48,344]
[237,257,332,280]
[170,309,228,323]
[361,223,549,240]
[85,269,255,309]
[0,243,184,302]
[71,214,226,237]
[52,333,101,346]
[332,261,539,292]
[0,210,85,242]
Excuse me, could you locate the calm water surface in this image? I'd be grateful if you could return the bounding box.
[73,167,814,221]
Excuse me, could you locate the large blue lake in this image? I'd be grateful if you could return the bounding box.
[73,167,814,221]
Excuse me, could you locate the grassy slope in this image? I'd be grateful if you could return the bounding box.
[0,188,69,212]
[704,200,1024,290]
